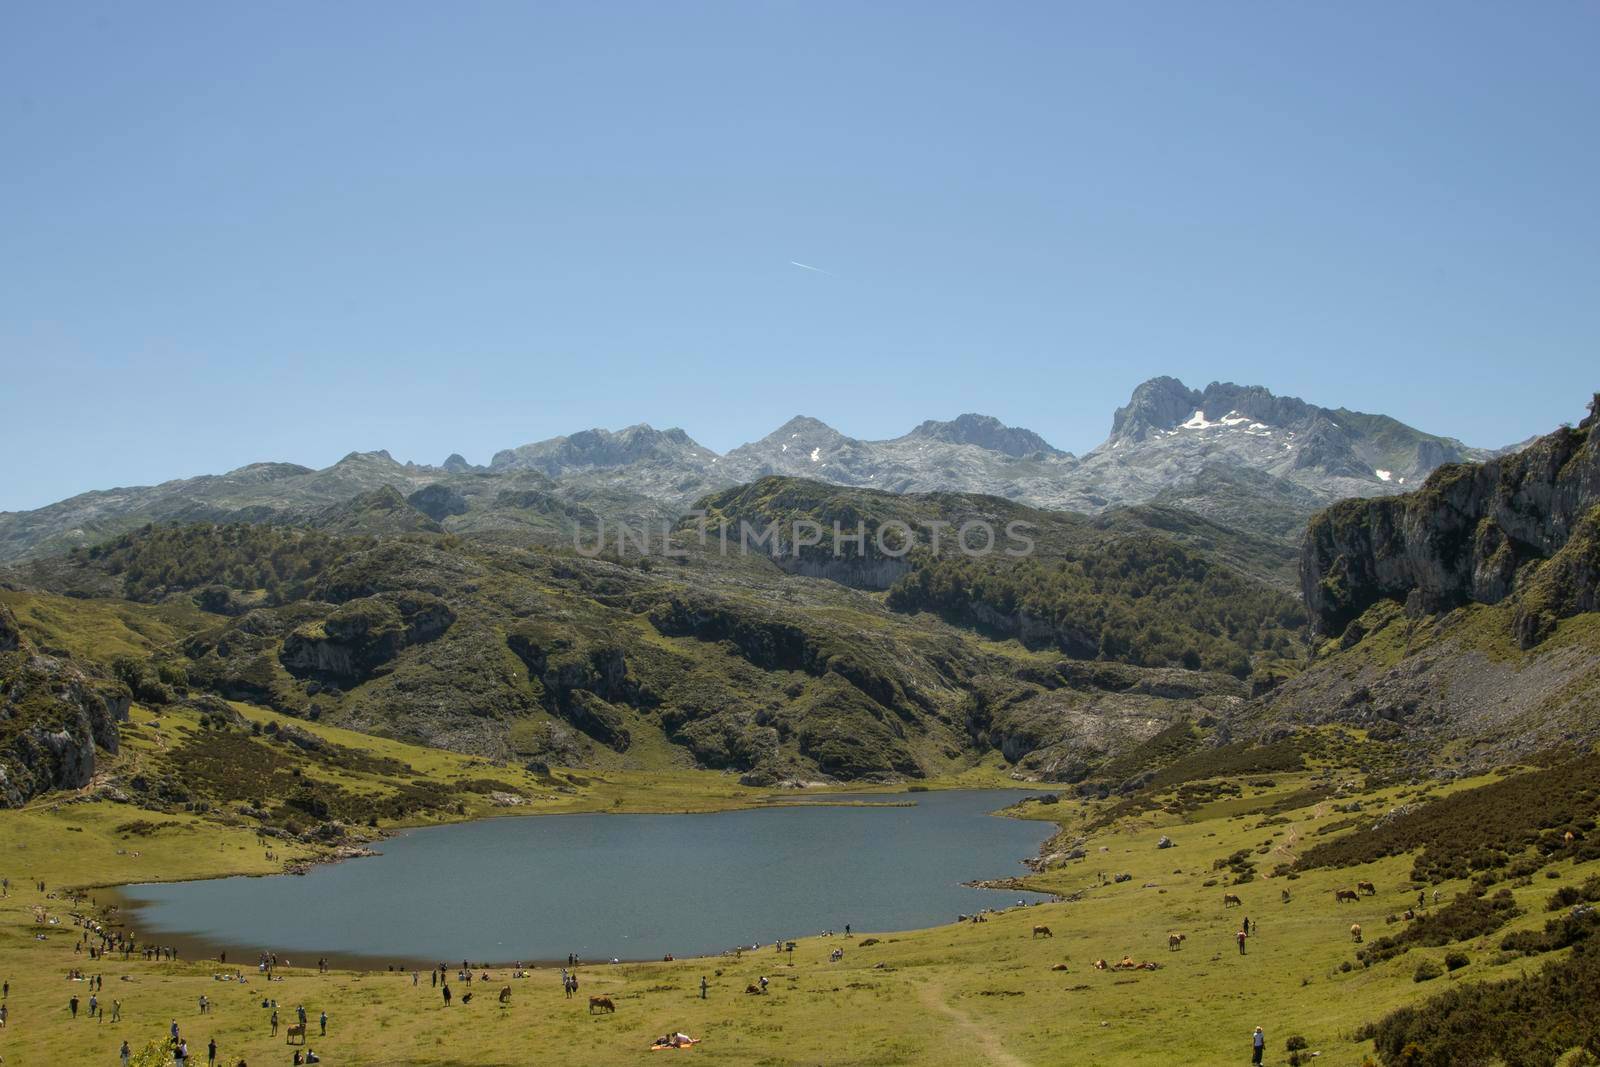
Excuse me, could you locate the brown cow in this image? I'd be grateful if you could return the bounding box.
[285,1023,306,1045]
[588,996,615,1014]
[1223,893,1243,908]
[1357,881,1376,895]
[1350,923,1363,943]
[1335,889,1360,903]
[498,985,511,1005]
[1168,933,1186,950]
[1032,925,1053,938]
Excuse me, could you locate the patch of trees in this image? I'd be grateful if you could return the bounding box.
[886,537,1304,677]
[79,523,360,604]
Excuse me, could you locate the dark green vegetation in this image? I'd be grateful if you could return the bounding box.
[1367,876,1600,1067]
[1295,750,1600,883]
[1356,889,1520,965]
[698,476,1306,677]
[0,470,1326,796]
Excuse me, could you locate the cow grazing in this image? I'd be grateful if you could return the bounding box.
[1032,925,1053,938]
[1223,893,1243,908]
[588,996,615,1014]
[1350,923,1363,943]
[285,1023,306,1045]
[1335,889,1360,903]
[1357,881,1377,895]
[1168,933,1186,951]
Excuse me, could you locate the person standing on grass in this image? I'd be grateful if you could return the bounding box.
[1252,1026,1265,1065]
[69,994,79,1019]
[319,1010,327,1036]
[111,998,121,1022]
[270,1008,279,1036]
[120,1039,131,1066]
[700,976,708,1000]
[208,1036,217,1065]
[1236,928,1247,955]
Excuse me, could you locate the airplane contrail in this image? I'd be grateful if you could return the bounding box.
[789,260,832,275]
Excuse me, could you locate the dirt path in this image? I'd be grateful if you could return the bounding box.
[917,982,1032,1067]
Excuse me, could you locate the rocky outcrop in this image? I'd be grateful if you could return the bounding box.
[505,624,644,751]
[407,484,469,522]
[1,613,128,806]
[0,604,21,652]
[1301,394,1600,641]
[280,591,455,683]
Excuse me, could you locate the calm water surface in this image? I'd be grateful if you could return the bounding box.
[112,789,1053,964]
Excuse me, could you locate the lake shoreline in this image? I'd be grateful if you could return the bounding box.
[95,788,1063,970]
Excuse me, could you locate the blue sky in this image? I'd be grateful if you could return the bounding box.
[3,2,1597,511]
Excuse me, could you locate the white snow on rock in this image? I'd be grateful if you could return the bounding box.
[1180,410,1215,430]
[1375,469,1393,482]
[809,447,820,463]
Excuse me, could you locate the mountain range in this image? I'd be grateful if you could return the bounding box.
[0,377,1509,564]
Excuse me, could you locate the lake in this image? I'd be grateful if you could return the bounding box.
[109,789,1054,965]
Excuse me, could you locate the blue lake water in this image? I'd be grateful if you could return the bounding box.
[110,789,1054,965]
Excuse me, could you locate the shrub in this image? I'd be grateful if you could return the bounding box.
[1358,889,1519,964]
[1444,951,1469,971]
[1372,939,1600,1065]
[1296,751,1600,882]
[1286,1035,1309,1051]
[1413,960,1443,982]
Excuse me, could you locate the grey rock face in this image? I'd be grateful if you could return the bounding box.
[1301,394,1600,639]
[1,634,126,807]
[0,378,1511,565]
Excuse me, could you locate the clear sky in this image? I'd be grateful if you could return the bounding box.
[3,2,1597,511]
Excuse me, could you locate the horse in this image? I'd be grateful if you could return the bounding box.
[1223,893,1243,908]
[1335,889,1360,903]
[588,996,615,1014]
[1168,933,1186,951]
[285,1023,306,1045]
[1357,881,1377,895]
[1032,925,1054,938]
[1350,923,1363,943]
[498,986,511,1005]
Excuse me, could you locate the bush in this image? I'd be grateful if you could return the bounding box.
[1444,951,1469,971]
[1372,939,1600,1065]
[1286,1035,1309,1051]
[1358,889,1519,965]
[1413,960,1443,982]
[1296,751,1600,882]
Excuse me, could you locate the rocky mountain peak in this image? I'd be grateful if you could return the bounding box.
[1109,377,1203,443]
[904,414,1066,458]
[489,423,716,477]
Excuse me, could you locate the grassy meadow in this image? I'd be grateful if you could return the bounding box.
[4,704,1597,1066]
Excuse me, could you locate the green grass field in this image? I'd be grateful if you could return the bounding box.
[3,711,1596,1066]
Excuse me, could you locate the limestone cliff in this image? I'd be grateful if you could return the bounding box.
[1301,394,1600,644]
[0,605,130,807]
